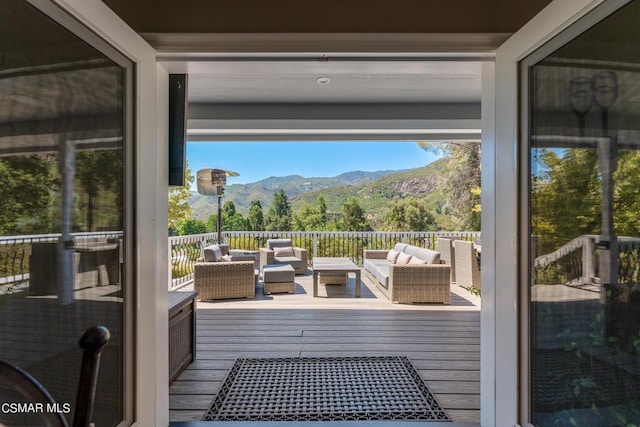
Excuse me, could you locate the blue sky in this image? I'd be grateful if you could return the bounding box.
[186,141,440,189]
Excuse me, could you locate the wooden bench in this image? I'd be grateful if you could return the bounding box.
[168,290,197,384]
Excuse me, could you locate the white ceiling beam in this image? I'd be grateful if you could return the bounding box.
[188,102,480,120]
[148,33,506,59]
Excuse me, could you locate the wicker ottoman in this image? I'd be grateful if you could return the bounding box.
[262,264,295,295]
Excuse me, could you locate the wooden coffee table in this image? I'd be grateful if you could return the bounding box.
[312,257,361,298]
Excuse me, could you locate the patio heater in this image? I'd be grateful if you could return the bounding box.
[593,71,618,292]
[568,71,619,296]
[196,168,239,244]
[569,76,593,137]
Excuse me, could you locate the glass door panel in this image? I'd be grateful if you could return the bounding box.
[526,1,640,425]
[0,1,130,425]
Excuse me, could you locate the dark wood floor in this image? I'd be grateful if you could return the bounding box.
[169,273,481,424]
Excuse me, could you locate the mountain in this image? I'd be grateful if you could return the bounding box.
[190,169,407,219]
[290,157,452,228]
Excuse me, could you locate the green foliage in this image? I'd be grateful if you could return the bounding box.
[293,195,336,231]
[463,285,481,297]
[176,218,207,235]
[291,160,449,229]
[0,150,124,235]
[170,242,201,279]
[382,197,439,231]
[168,164,194,231]
[247,200,264,231]
[418,141,481,230]
[0,155,57,234]
[204,201,249,233]
[531,148,601,255]
[265,190,292,231]
[340,197,371,231]
[612,151,640,237]
[206,214,218,233]
[223,200,236,217]
[220,200,247,230]
[75,150,123,231]
[223,212,248,231]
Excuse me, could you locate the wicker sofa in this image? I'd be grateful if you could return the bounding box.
[364,243,451,304]
[194,244,256,301]
[259,239,308,275]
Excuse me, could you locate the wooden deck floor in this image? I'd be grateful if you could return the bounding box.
[169,271,481,424]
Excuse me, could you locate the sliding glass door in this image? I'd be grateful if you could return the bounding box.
[0,1,133,425]
[522,0,640,425]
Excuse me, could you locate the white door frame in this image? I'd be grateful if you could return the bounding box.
[491,0,636,425]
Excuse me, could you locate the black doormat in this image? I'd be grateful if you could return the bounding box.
[533,349,640,411]
[202,356,449,422]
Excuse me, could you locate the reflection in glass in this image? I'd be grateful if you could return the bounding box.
[593,70,618,110]
[569,76,593,137]
[528,2,640,426]
[0,1,126,425]
[569,76,594,114]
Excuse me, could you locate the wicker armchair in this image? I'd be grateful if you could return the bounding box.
[194,258,255,301]
[454,240,481,290]
[259,239,308,275]
[436,237,456,283]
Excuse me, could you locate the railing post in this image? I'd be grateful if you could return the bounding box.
[583,236,596,285]
[313,233,318,258]
[168,239,173,290]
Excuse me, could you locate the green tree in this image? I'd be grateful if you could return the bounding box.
[222,200,236,217]
[206,213,218,233]
[613,150,640,237]
[168,164,194,233]
[316,195,328,224]
[221,201,248,230]
[176,218,207,235]
[247,200,264,231]
[294,203,321,231]
[419,141,481,230]
[383,197,438,231]
[340,197,371,231]
[223,214,247,231]
[531,148,601,254]
[75,150,123,231]
[293,195,331,231]
[265,190,292,231]
[0,155,56,234]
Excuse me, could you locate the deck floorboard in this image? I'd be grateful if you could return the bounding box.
[169,271,481,424]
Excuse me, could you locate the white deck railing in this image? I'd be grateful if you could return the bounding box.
[0,232,122,287]
[534,234,640,286]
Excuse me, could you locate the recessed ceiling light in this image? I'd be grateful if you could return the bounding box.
[317,77,330,85]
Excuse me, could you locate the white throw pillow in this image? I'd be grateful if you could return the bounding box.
[386,249,400,263]
[274,246,295,257]
[396,252,413,264]
[408,256,427,265]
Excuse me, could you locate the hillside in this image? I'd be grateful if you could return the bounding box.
[190,169,407,220]
[290,157,452,228]
[189,158,454,229]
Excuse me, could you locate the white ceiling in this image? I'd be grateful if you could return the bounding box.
[161,60,484,104]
